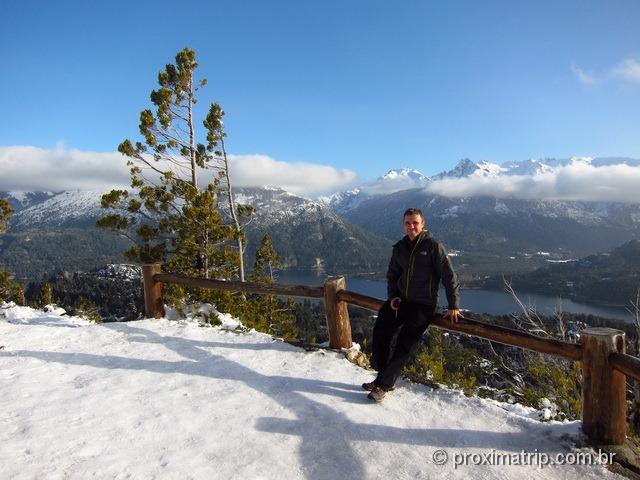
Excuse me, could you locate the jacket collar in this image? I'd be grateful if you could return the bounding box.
[403,229,428,247]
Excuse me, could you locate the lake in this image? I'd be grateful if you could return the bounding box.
[276,270,634,323]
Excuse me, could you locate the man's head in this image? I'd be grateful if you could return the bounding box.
[403,208,425,240]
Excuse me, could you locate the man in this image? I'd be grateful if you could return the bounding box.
[365,208,462,402]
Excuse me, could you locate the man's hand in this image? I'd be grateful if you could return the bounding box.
[389,297,401,311]
[443,309,463,323]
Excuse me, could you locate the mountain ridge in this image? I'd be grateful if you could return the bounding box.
[0,187,391,280]
[3,155,640,279]
[320,156,640,213]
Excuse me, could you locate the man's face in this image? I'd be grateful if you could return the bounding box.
[403,213,424,240]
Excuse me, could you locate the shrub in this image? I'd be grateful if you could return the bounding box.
[403,329,482,395]
[0,270,25,305]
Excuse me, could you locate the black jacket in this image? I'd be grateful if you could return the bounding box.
[386,230,460,310]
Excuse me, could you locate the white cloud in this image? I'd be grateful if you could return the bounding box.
[425,163,640,203]
[0,145,131,191]
[612,57,640,82]
[6,145,638,204]
[573,56,640,86]
[0,146,357,196]
[361,179,421,196]
[228,154,357,195]
[571,64,599,86]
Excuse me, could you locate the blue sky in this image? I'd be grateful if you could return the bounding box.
[1,0,639,192]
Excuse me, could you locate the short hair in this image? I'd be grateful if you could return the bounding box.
[403,208,424,220]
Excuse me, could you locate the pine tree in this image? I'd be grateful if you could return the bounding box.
[250,233,282,283]
[97,48,242,284]
[0,270,24,305]
[0,200,24,304]
[242,233,298,340]
[0,199,11,233]
[204,103,254,281]
[38,283,53,308]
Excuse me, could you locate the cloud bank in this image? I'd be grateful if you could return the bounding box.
[0,146,356,195]
[425,163,640,204]
[228,154,357,195]
[0,146,131,191]
[3,145,640,204]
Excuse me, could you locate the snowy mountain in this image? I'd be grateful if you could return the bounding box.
[318,168,430,214]
[234,186,328,226]
[432,158,507,179]
[8,190,108,228]
[3,155,640,278]
[2,191,59,213]
[0,187,391,279]
[339,189,640,257]
[325,156,640,214]
[378,167,430,183]
[0,303,622,479]
[232,187,390,273]
[0,190,134,279]
[320,161,513,212]
[320,157,640,257]
[500,158,558,176]
[436,156,640,179]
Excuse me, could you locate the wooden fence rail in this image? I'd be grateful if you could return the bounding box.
[142,264,640,446]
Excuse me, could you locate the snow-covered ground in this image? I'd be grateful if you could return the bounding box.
[0,304,621,479]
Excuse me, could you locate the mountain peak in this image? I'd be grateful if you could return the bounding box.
[378,168,428,182]
[456,158,477,168]
[570,156,594,164]
[318,168,429,213]
[434,158,481,179]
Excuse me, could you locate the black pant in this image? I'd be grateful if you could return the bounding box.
[371,300,436,390]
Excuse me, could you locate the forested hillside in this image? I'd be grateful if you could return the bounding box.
[481,240,640,306]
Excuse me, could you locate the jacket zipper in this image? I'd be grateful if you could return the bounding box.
[404,231,425,298]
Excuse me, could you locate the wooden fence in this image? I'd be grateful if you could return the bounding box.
[142,264,640,446]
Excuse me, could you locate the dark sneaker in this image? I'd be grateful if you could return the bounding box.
[362,381,394,392]
[367,386,387,402]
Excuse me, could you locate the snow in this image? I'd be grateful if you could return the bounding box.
[7,191,28,203]
[378,168,429,183]
[325,156,640,216]
[475,160,507,177]
[494,202,511,214]
[441,205,461,218]
[232,187,332,227]
[95,264,141,281]
[570,156,594,165]
[8,159,640,231]
[0,304,622,479]
[319,168,430,212]
[11,190,106,227]
[434,159,480,179]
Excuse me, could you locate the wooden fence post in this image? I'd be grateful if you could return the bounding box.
[581,327,626,445]
[323,276,352,349]
[142,264,165,319]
